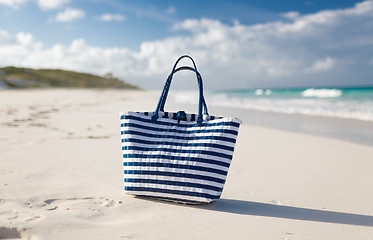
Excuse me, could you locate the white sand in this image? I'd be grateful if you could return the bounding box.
[1,89,373,240]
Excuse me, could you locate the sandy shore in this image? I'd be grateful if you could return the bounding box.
[1,89,373,240]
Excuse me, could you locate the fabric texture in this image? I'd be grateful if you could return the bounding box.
[120,111,241,204]
[120,55,241,204]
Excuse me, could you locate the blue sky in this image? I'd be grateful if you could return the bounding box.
[1,0,373,89]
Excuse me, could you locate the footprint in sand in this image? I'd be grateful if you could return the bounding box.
[0,199,40,240]
[0,170,13,176]
[0,227,34,240]
[0,199,42,224]
[41,197,122,214]
[0,227,22,239]
[6,212,42,223]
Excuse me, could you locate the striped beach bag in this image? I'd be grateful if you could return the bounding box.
[120,55,242,204]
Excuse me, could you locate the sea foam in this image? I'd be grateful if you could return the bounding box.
[173,88,373,122]
[301,88,342,98]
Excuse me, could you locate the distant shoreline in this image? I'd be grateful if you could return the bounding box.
[0,66,139,89]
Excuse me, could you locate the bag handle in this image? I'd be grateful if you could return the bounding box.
[152,55,208,125]
[152,55,207,124]
[158,57,205,113]
[159,66,208,114]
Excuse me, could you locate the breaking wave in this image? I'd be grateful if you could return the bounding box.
[173,87,373,122]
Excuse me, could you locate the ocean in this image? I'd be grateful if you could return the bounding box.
[174,87,373,122]
[170,86,373,145]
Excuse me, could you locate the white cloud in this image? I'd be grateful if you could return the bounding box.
[0,0,27,8]
[0,0,69,10]
[16,32,35,45]
[56,8,85,22]
[0,30,12,44]
[1,1,373,89]
[165,6,176,15]
[99,13,126,22]
[281,11,300,19]
[37,0,69,10]
[0,30,42,66]
[306,57,336,73]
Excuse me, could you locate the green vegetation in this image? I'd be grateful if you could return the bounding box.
[0,66,139,89]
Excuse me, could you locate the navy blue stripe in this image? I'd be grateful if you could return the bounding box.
[131,195,208,204]
[121,114,240,128]
[125,178,223,192]
[121,130,237,143]
[123,153,230,167]
[125,186,218,199]
[121,122,238,136]
[123,162,227,176]
[123,146,232,160]
[123,138,235,152]
[124,170,226,184]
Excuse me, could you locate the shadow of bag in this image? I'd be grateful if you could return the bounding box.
[120,55,242,204]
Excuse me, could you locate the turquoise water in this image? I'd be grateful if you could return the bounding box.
[218,87,373,101]
[175,87,373,121]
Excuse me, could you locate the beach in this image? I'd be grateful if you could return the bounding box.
[1,89,373,240]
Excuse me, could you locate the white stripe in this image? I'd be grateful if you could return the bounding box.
[120,120,239,135]
[124,182,221,196]
[121,118,240,132]
[121,111,242,125]
[121,134,237,148]
[121,119,238,131]
[122,150,232,164]
[124,190,213,203]
[123,166,227,180]
[124,174,225,189]
[123,157,229,172]
[121,126,236,138]
[122,142,233,156]
[122,142,234,156]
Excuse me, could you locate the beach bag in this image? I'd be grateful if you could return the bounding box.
[120,55,242,204]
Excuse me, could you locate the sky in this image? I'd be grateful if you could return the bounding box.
[0,0,373,90]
